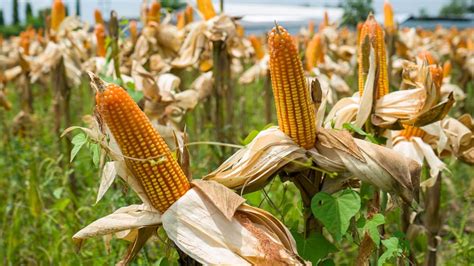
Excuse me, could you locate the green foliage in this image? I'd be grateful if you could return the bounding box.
[439,0,469,17]
[361,214,385,246]
[343,123,387,145]
[26,2,34,22]
[76,0,81,16]
[13,0,19,24]
[0,9,5,26]
[311,189,361,241]
[378,237,403,265]
[161,0,187,11]
[292,231,338,264]
[340,0,374,27]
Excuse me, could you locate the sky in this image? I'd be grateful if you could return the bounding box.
[0,0,453,24]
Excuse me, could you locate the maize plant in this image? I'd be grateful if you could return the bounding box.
[71,73,306,265]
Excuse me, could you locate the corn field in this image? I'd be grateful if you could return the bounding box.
[0,0,473,265]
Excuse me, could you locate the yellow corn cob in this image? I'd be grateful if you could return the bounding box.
[249,35,265,60]
[94,24,106,57]
[130,20,138,44]
[147,0,161,24]
[176,12,185,30]
[185,5,194,24]
[417,50,437,65]
[356,22,363,45]
[322,10,330,29]
[51,0,66,31]
[95,81,190,213]
[236,24,245,38]
[400,126,426,139]
[197,0,216,21]
[305,33,324,71]
[268,25,316,149]
[94,9,104,25]
[384,0,395,32]
[443,60,452,78]
[358,14,389,99]
[308,20,315,36]
[20,32,30,56]
[429,65,444,90]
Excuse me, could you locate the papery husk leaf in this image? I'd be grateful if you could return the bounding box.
[172,22,207,68]
[442,116,473,153]
[355,46,376,128]
[161,187,306,265]
[313,128,419,203]
[191,71,214,100]
[324,96,359,129]
[192,180,246,220]
[404,92,454,127]
[203,127,307,193]
[73,204,161,250]
[96,161,117,203]
[372,88,425,128]
[117,226,158,266]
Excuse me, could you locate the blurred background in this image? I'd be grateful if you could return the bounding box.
[1,0,473,35]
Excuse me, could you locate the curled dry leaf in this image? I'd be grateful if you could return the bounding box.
[162,183,306,265]
[207,126,420,203]
[203,127,308,193]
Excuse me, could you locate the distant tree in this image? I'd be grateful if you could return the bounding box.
[340,0,374,27]
[26,2,34,24]
[0,9,4,26]
[76,0,81,16]
[418,8,429,18]
[439,0,468,17]
[13,0,20,24]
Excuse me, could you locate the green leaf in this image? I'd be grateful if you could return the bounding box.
[311,189,361,241]
[128,89,144,103]
[343,123,366,136]
[362,214,385,247]
[378,237,403,266]
[53,198,71,212]
[291,231,337,264]
[241,129,260,145]
[243,191,261,206]
[319,259,336,266]
[90,143,100,167]
[70,133,87,162]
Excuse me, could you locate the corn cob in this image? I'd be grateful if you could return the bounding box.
[94,78,190,213]
[308,20,315,36]
[94,9,104,25]
[358,14,389,99]
[130,20,138,44]
[305,33,324,71]
[185,5,194,24]
[20,32,30,56]
[249,35,265,60]
[384,0,395,32]
[443,60,452,78]
[322,10,330,29]
[147,0,161,25]
[356,22,364,45]
[418,50,437,65]
[236,24,245,38]
[197,0,216,21]
[399,126,426,139]
[51,0,66,31]
[94,24,106,57]
[176,12,185,30]
[268,25,316,149]
[429,65,443,90]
